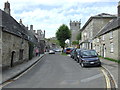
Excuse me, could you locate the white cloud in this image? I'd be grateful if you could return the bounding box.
[0,0,118,38]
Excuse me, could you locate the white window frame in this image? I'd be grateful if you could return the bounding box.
[102,35,105,41]
[97,38,99,42]
[110,43,114,53]
[110,31,113,39]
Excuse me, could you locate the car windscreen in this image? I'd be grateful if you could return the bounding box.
[81,50,97,57]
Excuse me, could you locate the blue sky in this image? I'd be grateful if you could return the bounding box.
[0,0,119,38]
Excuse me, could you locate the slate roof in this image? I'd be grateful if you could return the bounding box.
[81,13,117,31]
[94,17,120,38]
[0,9,38,43]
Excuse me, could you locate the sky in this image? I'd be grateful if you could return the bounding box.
[0,0,119,38]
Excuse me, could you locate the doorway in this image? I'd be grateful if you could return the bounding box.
[11,51,15,67]
[19,49,24,60]
[103,44,106,57]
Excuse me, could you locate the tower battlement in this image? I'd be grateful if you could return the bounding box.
[70,20,81,23]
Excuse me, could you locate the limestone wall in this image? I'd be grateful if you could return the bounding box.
[2,32,29,68]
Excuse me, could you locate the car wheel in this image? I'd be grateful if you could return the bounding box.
[81,62,84,67]
[98,63,101,67]
[77,58,79,63]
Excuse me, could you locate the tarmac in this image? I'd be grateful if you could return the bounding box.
[0,53,119,89]
[1,54,45,85]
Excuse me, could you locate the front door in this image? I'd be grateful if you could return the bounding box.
[103,44,106,57]
[11,51,15,67]
[19,49,24,60]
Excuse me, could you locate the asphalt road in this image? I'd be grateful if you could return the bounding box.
[3,52,106,88]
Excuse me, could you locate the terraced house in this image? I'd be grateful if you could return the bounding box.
[93,2,120,60]
[0,1,45,69]
[80,13,116,49]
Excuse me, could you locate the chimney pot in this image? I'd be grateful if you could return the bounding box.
[30,25,33,30]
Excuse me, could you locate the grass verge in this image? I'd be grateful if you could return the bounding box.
[99,56,120,64]
[61,52,67,56]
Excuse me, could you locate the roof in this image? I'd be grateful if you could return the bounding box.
[0,9,38,43]
[94,17,120,38]
[81,13,117,31]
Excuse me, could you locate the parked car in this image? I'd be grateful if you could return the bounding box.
[53,48,61,52]
[66,48,73,54]
[74,48,83,61]
[70,48,77,59]
[49,50,55,54]
[78,49,101,67]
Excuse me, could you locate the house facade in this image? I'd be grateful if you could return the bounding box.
[0,1,41,69]
[80,13,117,49]
[93,2,120,60]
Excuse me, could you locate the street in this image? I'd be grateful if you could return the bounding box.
[3,52,106,88]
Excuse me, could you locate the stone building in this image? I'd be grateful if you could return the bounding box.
[69,20,81,46]
[36,29,45,54]
[0,1,38,69]
[80,13,117,49]
[93,2,120,60]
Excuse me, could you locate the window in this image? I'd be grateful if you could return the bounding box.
[110,43,114,53]
[110,31,113,39]
[97,38,99,42]
[75,23,77,26]
[102,35,105,41]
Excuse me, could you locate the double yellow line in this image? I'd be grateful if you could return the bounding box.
[101,68,111,89]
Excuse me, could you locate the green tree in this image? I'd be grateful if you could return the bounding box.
[72,41,79,45]
[56,24,71,50]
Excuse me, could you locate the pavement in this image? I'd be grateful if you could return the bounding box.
[100,58,119,88]
[0,53,119,88]
[1,53,45,85]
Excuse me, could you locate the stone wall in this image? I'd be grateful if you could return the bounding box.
[70,21,80,43]
[0,28,2,66]
[93,29,119,60]
[2,31,29,68]
[118,28,120,60]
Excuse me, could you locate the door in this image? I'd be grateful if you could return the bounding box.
[103,44,106,57]
[11,51,15,67]
[19,49,24,60]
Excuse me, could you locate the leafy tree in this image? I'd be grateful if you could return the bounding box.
[76,32,82,41]
[72,41,79,45]
[56,24,71,50]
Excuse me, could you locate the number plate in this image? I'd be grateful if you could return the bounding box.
[90,62,94,64]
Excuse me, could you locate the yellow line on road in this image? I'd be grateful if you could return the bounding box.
[101,68,111,89]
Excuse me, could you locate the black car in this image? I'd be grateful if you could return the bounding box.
[77,49,101,67]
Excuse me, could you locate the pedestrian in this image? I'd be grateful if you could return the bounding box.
[35,48,39,56]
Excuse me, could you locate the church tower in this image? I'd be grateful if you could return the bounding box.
[70,20,81,46]
[4,1,11,15]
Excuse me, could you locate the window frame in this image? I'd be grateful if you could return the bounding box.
[110,43,114,53]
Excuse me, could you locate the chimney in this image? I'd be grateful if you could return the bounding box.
[30,25,33,30]
[19,19,23,25]
[4,1,11,15]
[26,25,28,30]
[118,1,120,17]
[44,30,45,38]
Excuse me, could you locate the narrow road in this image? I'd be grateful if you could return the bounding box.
[3,53,106,88]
